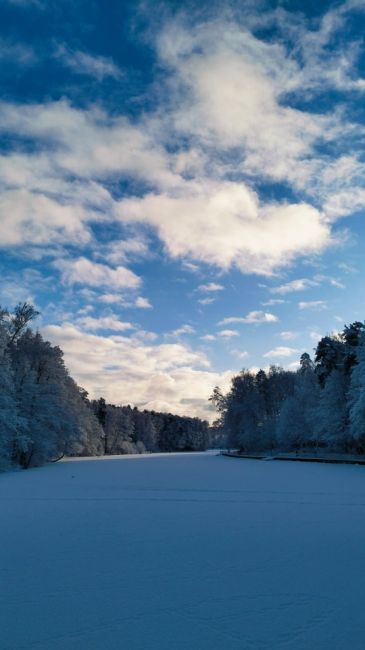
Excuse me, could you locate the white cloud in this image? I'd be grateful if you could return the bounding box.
[308,330,322,342]
[182,261,200,272]
[200,334,216,341]
[105,238,150,265]
[263,346,299,358]
[299,300,327,310]
[218,329,239,338]
[99,293,124,304]
[198,282,224,292]
[0,100,177,189]
[270,278,318,294]
[42,323,233,420]
[0,39,36,65]
[169,324,195,337]
[117,181,331,275]
[287,360,300,371]
[135,296,152,309]
[76,316,135,332]
[198,297,216,306]
[219,311,278,325]
[261,299,286,306]
[0,3,362,279]
[0,188,93,247]
[54,257,141,290]
[229,349,249,360]
[157,18,334,185]
[313,274,345,289]
[54,44,123,81]
[279,331,299,341]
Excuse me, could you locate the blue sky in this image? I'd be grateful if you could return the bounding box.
[1,0,365,419]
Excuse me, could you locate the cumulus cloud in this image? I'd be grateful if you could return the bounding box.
[117,181,331,274]
[135,296,152,309]
[0,189,93,247]
[42,323,233,420]
[99,293,124,304]
[54,257,141,290]
[0,4,363,281]
[105,238,150,265]
[157,18,332,183]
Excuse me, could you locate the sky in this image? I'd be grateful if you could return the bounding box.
[0,0,365,420]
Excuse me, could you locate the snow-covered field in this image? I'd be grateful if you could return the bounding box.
[2,453,365,649]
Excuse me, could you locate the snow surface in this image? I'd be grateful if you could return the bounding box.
[2,452,365,649]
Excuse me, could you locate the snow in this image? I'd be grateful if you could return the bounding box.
[2,452,365,649]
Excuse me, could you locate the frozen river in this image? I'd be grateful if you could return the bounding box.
[1,452,365,649]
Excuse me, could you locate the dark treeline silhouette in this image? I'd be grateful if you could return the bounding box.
[211,321,365,455]
[0,304,209,471]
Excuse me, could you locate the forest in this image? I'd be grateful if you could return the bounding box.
[2,302,365,471]
[211,321,365,454]
[0,304,209,470]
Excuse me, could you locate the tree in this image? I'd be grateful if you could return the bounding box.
[7,302,40,344]
[314,369,349,450]
[348,335,365,452]
[0,324,20,469]
[276,369,319,451]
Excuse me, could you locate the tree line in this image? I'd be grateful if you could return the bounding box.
[0,304,209,471]
[211,321,365,454]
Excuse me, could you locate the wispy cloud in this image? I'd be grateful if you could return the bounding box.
[54,44,123,80]
[169,324,195,337]
[261,299,286,306]
[0,39,36,64]
[198,297,216,306]
[229,349,249,360]
[198,282,224,292]
[270,279,318,294]
[299,300,327,310]
[279,331,299,341]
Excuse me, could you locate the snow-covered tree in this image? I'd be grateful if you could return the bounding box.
[0,324,20,469]
[348,335,365,452]
[314,369,349,450]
